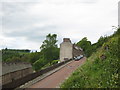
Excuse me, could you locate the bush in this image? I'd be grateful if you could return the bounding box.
[33,58,46,71]
[51,60,60,65]
[60,29,119,88]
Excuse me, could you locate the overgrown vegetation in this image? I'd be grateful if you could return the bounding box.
[77,37,92,57]
[77,35,109,57]
[33,34,59,71]
[60,28,119,88]
[2,34,60,71]
[2,49,31,62]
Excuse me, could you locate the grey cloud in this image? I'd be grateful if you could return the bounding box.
[1,0,99,5]
[3,15,46,30]
[1,0,117,51]
[3,25,58,42]
[2,2,59,46]
[75,0,99,4]
[1,0,41,3]
[2,2,28,15]
[2,2,47,29]
[26,25,58,42]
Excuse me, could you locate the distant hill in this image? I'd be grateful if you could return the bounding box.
[60,28,119,88]
[2,49,31,62]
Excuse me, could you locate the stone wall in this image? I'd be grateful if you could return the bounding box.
[2,59,72,89]
[1,62,33,85]
[60,38,73,62]
[73,44,83,57]
[2,62,32,75]
[60,38,83,62]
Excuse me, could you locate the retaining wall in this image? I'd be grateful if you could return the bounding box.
[2,59,72,89]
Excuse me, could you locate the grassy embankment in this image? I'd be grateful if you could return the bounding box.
[60,29,119,88]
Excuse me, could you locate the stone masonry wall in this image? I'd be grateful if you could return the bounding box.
[73,45,83,57]
[1,62,33,85]
[60,38,83,62]
[2,68,33,85]
[60,41,73,62]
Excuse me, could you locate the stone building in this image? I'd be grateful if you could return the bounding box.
[60,38,83,62]
[1,61,33,85]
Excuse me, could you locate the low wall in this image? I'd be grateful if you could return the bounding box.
[2,62,33,86]
[2,59,72,89]
[2,62,32,75]
[2,68,33,85]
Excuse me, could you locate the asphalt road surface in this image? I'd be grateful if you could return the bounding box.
[28,57,86,88]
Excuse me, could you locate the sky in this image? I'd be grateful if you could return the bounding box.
[0,0,119,51]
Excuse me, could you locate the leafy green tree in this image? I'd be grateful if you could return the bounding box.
[97,36,108,47]
[77,37,92,57]
[40,34,59,64]
[77,36,110,58]
[29,52,41,64]
[33,58,46,71]
[40,34,57,49]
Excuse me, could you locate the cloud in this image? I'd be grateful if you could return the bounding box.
[1,0,99,3]
[3,24,57,42]
[1,0,119,51]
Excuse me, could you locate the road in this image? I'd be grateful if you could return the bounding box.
[27,57,86,88]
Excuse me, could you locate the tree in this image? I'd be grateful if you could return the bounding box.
[33,58,45,71]
[29,52,41,64]
[40,34,59,64]
[40,34,57,50]
[77,37,92,57]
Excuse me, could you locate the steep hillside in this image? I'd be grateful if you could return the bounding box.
[60,29,119,88]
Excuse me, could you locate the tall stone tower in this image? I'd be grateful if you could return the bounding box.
[60,38,83,62]
[60,38,73,62]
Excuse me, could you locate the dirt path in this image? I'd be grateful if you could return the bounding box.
[27,57,86,88]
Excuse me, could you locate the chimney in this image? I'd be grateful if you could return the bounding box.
[63,38,71,42]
